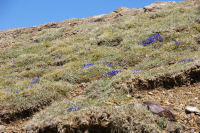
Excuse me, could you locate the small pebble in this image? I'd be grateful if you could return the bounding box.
[0,125,4,133]
[136,95,143,99]
[126,94,132,98]
[174,107,182,111]
[148,92,153,95]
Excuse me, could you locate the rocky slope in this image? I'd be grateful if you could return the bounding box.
[0,0,200,132]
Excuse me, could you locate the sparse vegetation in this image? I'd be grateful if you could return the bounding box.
[0,0,200,132]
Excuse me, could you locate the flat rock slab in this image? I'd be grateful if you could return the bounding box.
[144,101,176,121]
[185,106,200,115]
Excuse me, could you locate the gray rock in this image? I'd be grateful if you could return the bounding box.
[144,101,176,121]
[0,125,4,133]
[185,106,200,115]
[174,107,182,111]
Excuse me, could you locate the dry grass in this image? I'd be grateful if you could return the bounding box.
[0,0,200,132]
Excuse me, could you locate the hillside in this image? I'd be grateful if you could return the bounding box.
[0,0,200,132]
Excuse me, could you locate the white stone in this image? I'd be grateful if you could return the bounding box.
[0,125,4,133]
[185,106,200,114]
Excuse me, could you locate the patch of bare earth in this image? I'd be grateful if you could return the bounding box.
[0,98,54,133]
[133,83,200,132]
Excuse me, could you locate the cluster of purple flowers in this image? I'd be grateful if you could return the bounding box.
[5,78,40,94]
[138,34,164,46]
[183,58,193,62]
[67,105,83,112]
[24,78,40,89]
[103,60,115,68]
[60,62,65,65]
[11,65,15,68]
[81,62,99,68]
[81,61,115,68]
[103,70,120,76]
[174,41,180,45]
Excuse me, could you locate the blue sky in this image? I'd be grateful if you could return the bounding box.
[0,0,183,30]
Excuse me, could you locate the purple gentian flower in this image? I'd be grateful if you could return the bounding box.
[175,41,180,45]
[184,58,193,62]
[16,90,21,94]
[35,78,40,83]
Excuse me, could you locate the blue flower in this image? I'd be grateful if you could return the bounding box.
[11,65,15,68]
[159,38,164,41]
[25,86,29,89]
[142,40,147,45]
[184,58,193,62]
[87,63,93,67]
[139,34,163,46]
[108,64,115,68]
[16,90,21,94]
[81,64,86,68]
[136,69,141,71]
[174,41,180,45]
[148,37,154,44]
[81,63,94,68]
[104,70,120,76]
[67,106,74,112]
[34,78,40,83]
[57,56,62,59]
[67,105,83,112]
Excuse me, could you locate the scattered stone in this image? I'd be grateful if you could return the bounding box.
[144,101,176,121]
[175,25,188,32]
[113,7,129,13]
[148,92,153,95]
[126,94,132,98]
[0,125,4,133]
[174,107,182,111]
[185,106,200,115]
[144,1,176,12]
[136,95,143,99]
